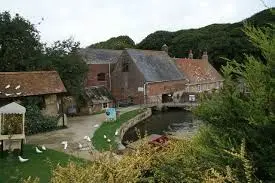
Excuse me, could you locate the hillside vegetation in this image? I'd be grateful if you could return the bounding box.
[89,35,135,50]
[89,8,275,70]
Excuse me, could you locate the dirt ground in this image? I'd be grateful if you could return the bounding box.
[26,105,141,160]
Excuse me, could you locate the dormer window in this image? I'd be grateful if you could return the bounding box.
[97,73,106,81]
[122,62,129,72]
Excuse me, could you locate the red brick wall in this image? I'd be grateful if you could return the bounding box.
[86,64,115,88]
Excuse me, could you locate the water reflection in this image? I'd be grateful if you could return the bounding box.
[122,108,195,144]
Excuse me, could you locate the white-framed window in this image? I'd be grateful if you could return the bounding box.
[102,103,108,109]
[197,84,201,92]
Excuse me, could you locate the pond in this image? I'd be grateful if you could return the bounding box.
[122,108,198,144]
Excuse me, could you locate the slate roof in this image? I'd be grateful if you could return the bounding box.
[85,86,114,104]
[175,58,223,84]
[80,48,122,64]
[0,71,66,98]
[126,49,185,82]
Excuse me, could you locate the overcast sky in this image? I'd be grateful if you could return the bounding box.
[1,0,274,47]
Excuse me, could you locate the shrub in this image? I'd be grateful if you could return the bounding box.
[25,104,58,135]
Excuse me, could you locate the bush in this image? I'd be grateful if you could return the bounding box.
[25,104,58,135]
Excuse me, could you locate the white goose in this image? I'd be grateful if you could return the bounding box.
[41,145,46,151]
[61,141,68,150]
[18,156,29,163]
[36,147,43,153]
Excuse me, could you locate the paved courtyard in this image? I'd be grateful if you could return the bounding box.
[26,105,141,160]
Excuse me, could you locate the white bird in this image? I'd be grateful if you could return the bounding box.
[61,141,68,150]
[41,145,46,151]
[107,139,111,142]
[78,143,83,149]
[115,130,119,136]
[93,124,99,128]
[5,93,11,96]
[5,84,10,89]
[16,92,21,95]
[84,136,91,142]
[18,156,29,163]
[35,147,43,153]
[15,85,21,90]
[104,135,107,139]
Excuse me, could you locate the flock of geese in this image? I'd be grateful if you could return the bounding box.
[16,113,120,163]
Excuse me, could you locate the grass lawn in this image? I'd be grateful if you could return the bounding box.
[92,109,145,151]
[0,144,85,183]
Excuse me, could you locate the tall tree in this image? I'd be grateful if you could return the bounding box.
[195,11,275,181]
[0,12,43,71]
[45,39,88,104]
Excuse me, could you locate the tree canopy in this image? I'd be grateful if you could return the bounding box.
[89,35,135,50]
[0,12,88,105]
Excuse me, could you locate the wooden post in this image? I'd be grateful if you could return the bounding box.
[1,140,3,158]
[20,139,23,156]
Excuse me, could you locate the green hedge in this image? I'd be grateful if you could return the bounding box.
[25,104,58,135]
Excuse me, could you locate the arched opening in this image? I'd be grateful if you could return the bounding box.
[97,73,106,81]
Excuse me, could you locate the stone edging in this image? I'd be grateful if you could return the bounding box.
[115,108,152,150]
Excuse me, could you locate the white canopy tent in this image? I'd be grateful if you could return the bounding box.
[0,102,26,156]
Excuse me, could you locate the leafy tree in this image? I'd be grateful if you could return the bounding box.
[195,10,275,181]
[45,39,88,105]
[0,12,43,71]
[89,35,135,49]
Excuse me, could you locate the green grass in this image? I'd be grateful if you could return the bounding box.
[92,109,145,151]
[0,144,85,183]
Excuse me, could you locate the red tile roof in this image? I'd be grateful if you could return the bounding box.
[0,71,66,98]
[175,59,223,84]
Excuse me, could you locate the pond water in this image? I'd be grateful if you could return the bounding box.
[122,108,197,144]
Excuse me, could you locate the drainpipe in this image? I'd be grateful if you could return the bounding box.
[143,82,147,105]
[109,63,111,91]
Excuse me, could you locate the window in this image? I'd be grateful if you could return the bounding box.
[197,84,201,92]
[122,62,129,72]
[97,73,106,81]
[102,103,108,109]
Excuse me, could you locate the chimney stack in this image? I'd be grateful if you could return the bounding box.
[202,50,208,60]
[161,44,169,54]
[188,50,193,59]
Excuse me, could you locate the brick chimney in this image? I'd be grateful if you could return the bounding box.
[202,50,208,60]
[188,50,193,59]
[161,44,169,54]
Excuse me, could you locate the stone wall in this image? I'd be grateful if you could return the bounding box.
[115,108,152,150]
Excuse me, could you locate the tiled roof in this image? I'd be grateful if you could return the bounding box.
[85,86,114,104]
[126,49,185,82]
[0,71,66,98]
[175,58,223,84]
[79,48,122,64]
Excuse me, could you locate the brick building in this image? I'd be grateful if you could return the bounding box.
[0,71,67,117]
[79,48,122,112]
[175,51,224,102]
[80,48,122,89]
[111,49,187,105]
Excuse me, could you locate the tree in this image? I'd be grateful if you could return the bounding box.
[45,39,88,105]
[0,12,43,71]
[195,11,275,181]
[89,35,135,49]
